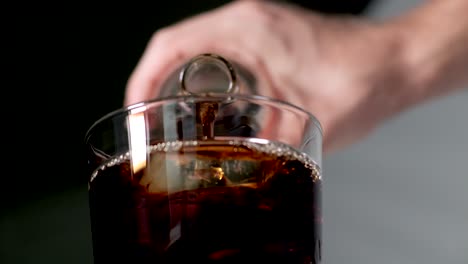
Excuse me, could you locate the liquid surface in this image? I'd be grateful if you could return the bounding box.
[89,139,322,264]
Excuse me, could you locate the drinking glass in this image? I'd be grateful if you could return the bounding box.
[84,54,323,264]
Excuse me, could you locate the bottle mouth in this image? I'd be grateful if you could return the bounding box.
[179,53,238,95]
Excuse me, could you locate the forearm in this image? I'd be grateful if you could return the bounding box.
[386,0,468,105]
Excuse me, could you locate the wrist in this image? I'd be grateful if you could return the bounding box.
[382,0,468,106]
[319,15,417,119]
[371,20,422,116]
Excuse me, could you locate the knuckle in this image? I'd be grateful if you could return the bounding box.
[233,0,274,25]
[149,28,172,48]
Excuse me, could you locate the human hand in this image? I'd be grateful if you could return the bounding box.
[125,0,412,154]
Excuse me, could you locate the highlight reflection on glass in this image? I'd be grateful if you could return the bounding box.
[128,106,148,176]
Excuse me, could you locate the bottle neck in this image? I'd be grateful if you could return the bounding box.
[157,60,257,98]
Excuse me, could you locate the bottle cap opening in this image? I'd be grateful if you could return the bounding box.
[179,53,238,95]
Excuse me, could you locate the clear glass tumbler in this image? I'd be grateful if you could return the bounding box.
[84,55,323,264]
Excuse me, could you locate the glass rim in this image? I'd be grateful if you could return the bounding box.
[85,93,323,140]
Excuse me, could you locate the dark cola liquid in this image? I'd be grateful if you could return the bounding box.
[88,139,322,264]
